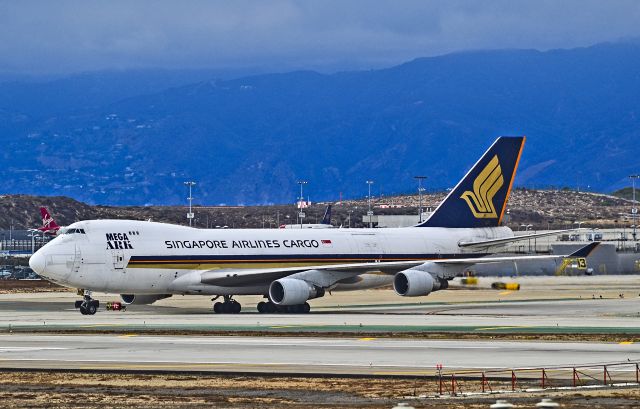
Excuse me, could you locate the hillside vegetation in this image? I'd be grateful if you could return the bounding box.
[0,188,633,230]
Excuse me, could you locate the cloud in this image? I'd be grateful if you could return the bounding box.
[1,0,640,74]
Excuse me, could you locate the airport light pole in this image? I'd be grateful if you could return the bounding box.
[297,180,307,228]
[525,224,533,253]
[631,175,640,241]
[414,176,427,223]
[184,181,196,227]
[366,180,374,228]
[28,231,36,255]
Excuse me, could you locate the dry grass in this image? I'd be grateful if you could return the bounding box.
[0,371,638,408]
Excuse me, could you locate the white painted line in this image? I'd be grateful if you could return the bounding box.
[0,347,68,352]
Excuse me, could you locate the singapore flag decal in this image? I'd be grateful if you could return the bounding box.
[321,239,332,247]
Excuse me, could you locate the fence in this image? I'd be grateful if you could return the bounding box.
[0,239,47,255]
[436,361,640,396]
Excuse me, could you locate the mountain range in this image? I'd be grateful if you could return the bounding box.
[1,41,639,205]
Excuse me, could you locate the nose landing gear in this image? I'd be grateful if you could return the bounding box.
[212,295,241,314]
[74,290,99,315]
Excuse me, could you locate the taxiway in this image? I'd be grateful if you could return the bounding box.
[1,334,639,375]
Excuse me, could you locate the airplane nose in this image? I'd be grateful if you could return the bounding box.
[29,250,46,275]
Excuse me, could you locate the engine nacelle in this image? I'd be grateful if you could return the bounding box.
[393,270,448,297]
[268,278,324,305]
[120,294,172,305]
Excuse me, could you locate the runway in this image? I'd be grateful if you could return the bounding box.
[1,291,639,335]
[1,277,639,377]
[1,334,639,376]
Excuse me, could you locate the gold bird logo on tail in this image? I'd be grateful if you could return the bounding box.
[460,155,504,218]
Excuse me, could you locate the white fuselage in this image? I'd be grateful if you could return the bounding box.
[30,219,513,296]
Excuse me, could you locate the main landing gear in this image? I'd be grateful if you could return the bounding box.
[74,290,99,315]
[256,301,310,314]
[213,295,241,314]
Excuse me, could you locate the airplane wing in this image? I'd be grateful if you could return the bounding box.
[200,260,424,286]
[458,229,576,248]
[199,242,600,287]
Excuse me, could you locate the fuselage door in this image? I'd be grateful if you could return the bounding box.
[112,249,125,270]
[351,232,384,261]
[73,244,82,274]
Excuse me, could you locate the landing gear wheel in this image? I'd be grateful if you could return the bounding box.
[257,301,311,314]
[76,292,99,315]
[266,302,276,313]
[213,296,241,314]
[86,303,97,315]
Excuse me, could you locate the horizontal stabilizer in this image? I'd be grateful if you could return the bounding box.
[567,242,600,257]
[458,229,576,248]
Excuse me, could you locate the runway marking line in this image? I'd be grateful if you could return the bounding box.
[476,326,532,331]
[118,334,138,338]
[499,291,512,295]
[358,338,376,341]
[619,341,634,345]
[373,371,431,376]
[79,363,295,370]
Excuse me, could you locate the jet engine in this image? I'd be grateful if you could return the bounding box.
[268,278,324,305]
[393,269,448,297]
[120,294,172,305]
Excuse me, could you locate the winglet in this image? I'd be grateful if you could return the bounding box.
[568,242,600,258]
[418,136,525,228]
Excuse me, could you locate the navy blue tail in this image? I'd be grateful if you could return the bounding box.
[321,205,332,225]
[418,136,525,228]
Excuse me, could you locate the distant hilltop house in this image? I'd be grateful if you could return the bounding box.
[296,200,311,209]
[376,204,405,209]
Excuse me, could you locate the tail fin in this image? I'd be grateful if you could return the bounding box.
[321,205,332,225]
[39,207,60,231]
[418,136,525,228]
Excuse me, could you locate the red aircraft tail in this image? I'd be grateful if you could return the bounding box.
[39,207,60,233]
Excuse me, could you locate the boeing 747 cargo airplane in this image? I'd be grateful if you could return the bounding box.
[29,136,591,315]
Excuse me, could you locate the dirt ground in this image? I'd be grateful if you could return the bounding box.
[0,371,638,408]
[0,279,66,294]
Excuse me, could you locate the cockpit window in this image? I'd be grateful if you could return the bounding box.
[65,228,86,234]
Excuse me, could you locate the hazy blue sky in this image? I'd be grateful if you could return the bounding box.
[1,0,640,75]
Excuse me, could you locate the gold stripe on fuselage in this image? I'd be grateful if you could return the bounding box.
[126,258,431,270]
[127,261,352,270]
